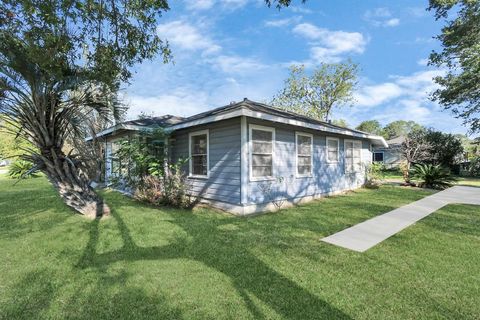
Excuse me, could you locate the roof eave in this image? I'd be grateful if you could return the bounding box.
[170,106,390,144]
[84,124,148,142]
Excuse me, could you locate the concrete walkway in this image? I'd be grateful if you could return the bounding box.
[322,186,480,252]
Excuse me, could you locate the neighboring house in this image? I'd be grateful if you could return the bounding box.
[372,136,404,168]
[90,99,387,215]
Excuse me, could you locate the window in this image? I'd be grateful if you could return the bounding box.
[189,130,209,177]
[345,140,362,173]
[326,137,339,163]
[296,132,313,177]
[250,125,274,180]
[373,152,384,163]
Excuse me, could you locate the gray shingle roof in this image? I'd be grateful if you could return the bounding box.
[122,114,185,127]
[171,98,369,136]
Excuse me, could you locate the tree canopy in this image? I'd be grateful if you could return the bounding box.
[428,0,480,133]
[272,62,358,121]
[356,120,384,136]
[383,120,424,140]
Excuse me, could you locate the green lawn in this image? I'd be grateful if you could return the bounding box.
[1,176,479,319]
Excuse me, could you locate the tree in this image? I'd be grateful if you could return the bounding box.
[424,129,464,170]
[428,0,480,133]
[356,120,384,136]
[383,120,423,140]
[0,0,172,217]
[332,119,350,128]
[0,0,308,216]
[401,128,431,183]
[272,62,358,121]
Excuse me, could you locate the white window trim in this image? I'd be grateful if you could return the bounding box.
[188,129,209,179]
[249,124,275,182]
[373,151,384,163]
[326,137,340,164]
[295,132,313,178]
[344,139,363,173]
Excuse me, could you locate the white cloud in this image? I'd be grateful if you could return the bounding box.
[125,90,211,119]
[184,0,248,11]
[406,7,428,18]
[264,16,302,28]
[417,58,429,66]
[293,23,367,63]
[289,5,313,14]
[157,21,221,55]
[364,8,400,27]
[211,55,267,74]
[384,18,400,27]
[355,83,403,107]
[184,0,215,10]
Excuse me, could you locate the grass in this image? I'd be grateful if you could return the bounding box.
[0,176,479,319]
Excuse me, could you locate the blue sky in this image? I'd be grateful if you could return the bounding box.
[124,0,471,135]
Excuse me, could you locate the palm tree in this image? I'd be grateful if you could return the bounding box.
[0,35,124,217]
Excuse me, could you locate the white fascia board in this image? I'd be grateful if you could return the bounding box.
[84,124,147,142]
[169,106,388,146]
[367,135,388,148]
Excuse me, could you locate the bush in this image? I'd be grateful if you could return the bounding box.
[467,157,480,177]
[135,162,195,209]
[412,164,456,190]
[112,129,195,209]
[365,163,385,189]
[8,160,39,179]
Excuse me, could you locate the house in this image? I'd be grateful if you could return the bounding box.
[372,136,404,168]
[90,99,387,215]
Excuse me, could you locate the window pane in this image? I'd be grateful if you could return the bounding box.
[253,166,272,177]
[192,155,207,175]
[328,139,338,149]
[297,136,312,155]
[192,134,207,155]
[374,152,384,162]
[345,147,353,158]
[253,141,272,154]
[252,154,272,167]
[353,149,361,158]
[298,165,311,175]
[252,129,272,142]
[298,156,311,166]
[328,150,338,162]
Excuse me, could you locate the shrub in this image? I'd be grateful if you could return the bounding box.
[8,160,39,179]
[365,162,385,189]
[467,157,480,177]
[412,164,456,190]
[112,129,195,209]
[135,162,195,209]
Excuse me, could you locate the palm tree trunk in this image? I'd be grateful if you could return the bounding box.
[38,147,110,218]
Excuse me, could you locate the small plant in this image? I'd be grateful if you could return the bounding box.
[412,164,456,190]
[364,162,385,189]
[8,159,39,179]
[399,160,412,184]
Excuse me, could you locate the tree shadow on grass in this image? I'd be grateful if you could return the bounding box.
[76,207,352,320]
[0,269,56,319]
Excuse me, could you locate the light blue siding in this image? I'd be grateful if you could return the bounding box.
[246,119,370,205]
[169,117,372,208]
[170,118,241,204]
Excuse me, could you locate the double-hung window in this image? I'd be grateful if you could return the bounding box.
[296,132,313,177]
[373,151,384,163]
[250,125,274,180]
[326,137,339,163]
[345,140,362,173]
[189,130,209,178]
